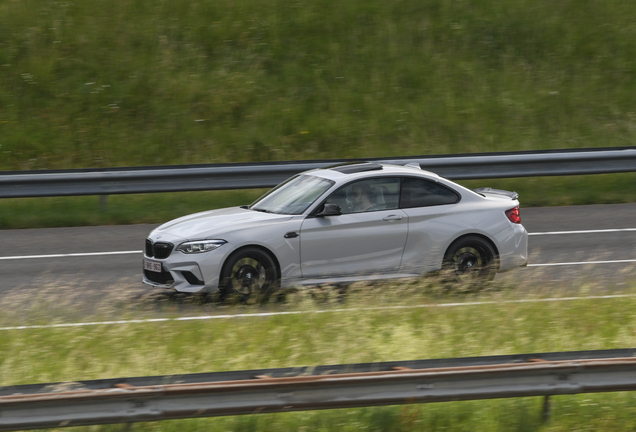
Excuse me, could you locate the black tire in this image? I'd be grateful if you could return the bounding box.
[442,236,498,285]
[220,247,279,300]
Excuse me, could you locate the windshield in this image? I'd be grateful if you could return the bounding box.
[250,175,335,215]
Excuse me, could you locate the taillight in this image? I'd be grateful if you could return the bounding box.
[505,206,521,224]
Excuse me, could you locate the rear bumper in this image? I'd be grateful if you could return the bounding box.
[496,223,529,272]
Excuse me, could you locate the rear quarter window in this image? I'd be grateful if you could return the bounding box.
[400,177,460,208]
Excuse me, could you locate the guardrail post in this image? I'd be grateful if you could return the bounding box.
[99,194,108,211]
[541,395,552,424]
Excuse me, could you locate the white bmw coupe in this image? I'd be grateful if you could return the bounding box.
[143,162,528,297]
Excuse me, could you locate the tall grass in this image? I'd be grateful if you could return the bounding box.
[1,0,635,171]
[1,280,636,430]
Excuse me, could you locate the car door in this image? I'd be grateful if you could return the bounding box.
[299,177,408,278]
[398,176,463,274]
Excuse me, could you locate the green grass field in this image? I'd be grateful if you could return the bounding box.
[1,0,636,171]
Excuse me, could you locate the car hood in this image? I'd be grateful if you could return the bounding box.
[152,207,294,240]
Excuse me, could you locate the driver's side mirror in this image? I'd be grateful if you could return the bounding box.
[316,202,342,217]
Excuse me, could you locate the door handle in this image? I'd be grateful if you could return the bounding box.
[383,215,403,222]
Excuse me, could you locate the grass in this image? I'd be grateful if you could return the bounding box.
[1,276,636,430]
[1,0,636,171]
[0,188,268,229]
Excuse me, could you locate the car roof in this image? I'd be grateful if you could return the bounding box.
[307,162,441,182]
[326,162,384,174]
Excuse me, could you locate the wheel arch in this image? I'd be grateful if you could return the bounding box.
[219,244,282,284]
[444,233,500,268]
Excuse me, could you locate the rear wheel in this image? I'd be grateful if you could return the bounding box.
[220,248,279,300]
[442,236,497,285]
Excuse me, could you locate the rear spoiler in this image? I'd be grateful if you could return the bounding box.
[473,187,519,200]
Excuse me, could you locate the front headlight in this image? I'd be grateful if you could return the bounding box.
[176,240,227,254]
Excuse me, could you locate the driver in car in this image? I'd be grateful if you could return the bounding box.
[351,183,376,212]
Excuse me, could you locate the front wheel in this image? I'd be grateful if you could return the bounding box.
[442,236,498,285]
[220,248,279,300]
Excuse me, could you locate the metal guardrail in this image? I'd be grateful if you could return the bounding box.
[1,147,636,198]
[1,349,635,431]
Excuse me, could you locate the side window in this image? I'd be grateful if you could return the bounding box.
[400,177,460,208]
[325,178,401,214]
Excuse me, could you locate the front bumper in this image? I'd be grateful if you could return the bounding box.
[142,234,230,293]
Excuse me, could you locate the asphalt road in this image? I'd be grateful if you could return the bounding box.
[1,203,635,299]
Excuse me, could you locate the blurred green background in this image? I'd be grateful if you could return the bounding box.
[1,0,635,227]
[2,0,635,170]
